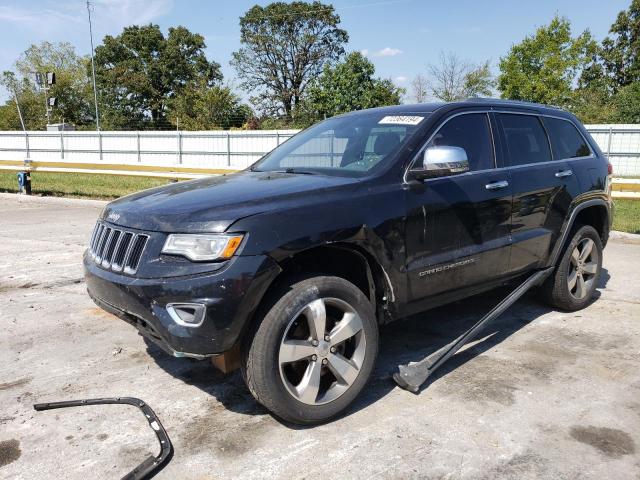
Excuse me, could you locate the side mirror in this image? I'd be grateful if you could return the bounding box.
[410,145,469,180]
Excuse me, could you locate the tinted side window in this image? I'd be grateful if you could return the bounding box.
[499,114,552,166]
[428,113,494,171]
[542,117,591,160]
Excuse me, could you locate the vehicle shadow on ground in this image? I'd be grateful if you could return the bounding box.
[146,268,610,427]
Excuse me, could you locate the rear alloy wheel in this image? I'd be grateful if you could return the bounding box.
[567,237,599,301]
[542,225,603,311]
[242,276,378,425]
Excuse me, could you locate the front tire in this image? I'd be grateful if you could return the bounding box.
[542,225,603,311]
[241,275,378,425]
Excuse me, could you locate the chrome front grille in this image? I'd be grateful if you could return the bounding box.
[88,221,149,274]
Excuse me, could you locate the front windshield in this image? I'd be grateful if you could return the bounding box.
[251,112,428,176]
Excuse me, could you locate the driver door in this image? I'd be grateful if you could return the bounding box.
[404,112,513,303]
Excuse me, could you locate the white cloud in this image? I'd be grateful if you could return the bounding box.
[0,0,172,34]
[93,0,173,27]
[395,76,407,83]
[360,49,369,57]
[374,47,402,57]
[0,5,82,31]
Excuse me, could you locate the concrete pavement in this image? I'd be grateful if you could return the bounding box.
[1,194,639,479]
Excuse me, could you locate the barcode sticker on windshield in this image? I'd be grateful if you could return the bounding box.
[379,115,424,125]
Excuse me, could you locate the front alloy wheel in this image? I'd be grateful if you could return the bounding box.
[278,298,366,405]
[241,275,378,425]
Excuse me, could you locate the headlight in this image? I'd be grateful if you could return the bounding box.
[162,234,244,261]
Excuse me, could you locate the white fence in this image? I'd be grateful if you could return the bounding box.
[0,125,639,176]
[0,130,298,171]
[585,125,640,176]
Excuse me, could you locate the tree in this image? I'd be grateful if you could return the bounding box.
[93,24,221,129]
[167,83,252,130]
[498,16,597,108]
[305,52,404,119]
[231,1,348,118]
[410,74,429,103]
[573,1,640,124]
[0,72,33,130]
[600,0,640,89]
[570,86,616,124]
[611,82,640,123]
[15,41,95,127]
[426,52,494,102]
[0,42,94,129]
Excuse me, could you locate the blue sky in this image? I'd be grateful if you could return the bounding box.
[0,0,632,102]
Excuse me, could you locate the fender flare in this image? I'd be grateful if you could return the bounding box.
[547,198,610,268]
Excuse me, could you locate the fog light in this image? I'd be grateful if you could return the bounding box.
[166,303,206,327]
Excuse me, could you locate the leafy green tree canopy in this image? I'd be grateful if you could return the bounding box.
[611,82,640,123]
[498,16,596,108]
[231,1,348,118]
[94,24,221,129]
[167,83,252,130]
[306,52,404,119]
[0,42,93,129]
[601,0,640,88]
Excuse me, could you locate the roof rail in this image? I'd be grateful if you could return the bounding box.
[464,97,564,110]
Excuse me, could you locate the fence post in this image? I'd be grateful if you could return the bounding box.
[276,131,280,146]
[226,132,231,167]
[24,132,30,159]
[136,132,141,163]
[606,126,613,160]
[177,130,182,164]
[98,131,103,161]
[60,132,64,159]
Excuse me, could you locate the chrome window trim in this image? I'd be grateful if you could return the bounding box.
[403,109,596,183]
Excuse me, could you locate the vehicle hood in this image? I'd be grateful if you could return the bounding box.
[100,170,360,232]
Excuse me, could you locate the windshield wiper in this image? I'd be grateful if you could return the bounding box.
[277,168,317,175]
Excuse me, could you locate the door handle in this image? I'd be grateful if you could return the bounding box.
[555,169,573,178]
[485,180,509,190]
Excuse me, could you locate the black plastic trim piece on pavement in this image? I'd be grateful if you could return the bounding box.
[33,397,173,480]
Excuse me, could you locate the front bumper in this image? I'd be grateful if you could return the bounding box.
[84,252,281,357]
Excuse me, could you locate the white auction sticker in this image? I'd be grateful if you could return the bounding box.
[378,115,424,126]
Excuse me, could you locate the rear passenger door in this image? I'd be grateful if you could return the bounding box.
[496,113,580,274]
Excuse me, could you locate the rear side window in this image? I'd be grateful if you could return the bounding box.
[542,117,591,160]
[498,114,552,166]
[428,113,494,171]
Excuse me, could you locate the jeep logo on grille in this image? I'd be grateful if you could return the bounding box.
[107,212,120,222]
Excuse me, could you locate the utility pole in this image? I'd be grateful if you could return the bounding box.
[43,82,51,125]
[9,84,27,132]
[87,1,100,131]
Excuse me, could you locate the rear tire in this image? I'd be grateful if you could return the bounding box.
[542,225,603,311]
[241,275,378,425]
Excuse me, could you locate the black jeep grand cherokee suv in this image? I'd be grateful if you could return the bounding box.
[85,99,612,424]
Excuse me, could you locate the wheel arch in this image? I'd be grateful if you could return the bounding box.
[251,243,395,329]
[548,198,611,268]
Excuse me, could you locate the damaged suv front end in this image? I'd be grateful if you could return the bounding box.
[84,194,283,358]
